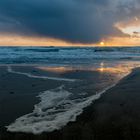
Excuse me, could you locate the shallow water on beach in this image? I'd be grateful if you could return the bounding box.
[1,46,140,134]
[5,60,140,134]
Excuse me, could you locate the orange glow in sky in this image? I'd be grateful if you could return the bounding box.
[0,17,140,47]
[0,33,139,47]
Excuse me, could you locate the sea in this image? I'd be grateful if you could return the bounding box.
[1,46,140,65]
[1,46,140,134]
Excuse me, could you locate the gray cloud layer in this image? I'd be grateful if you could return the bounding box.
[0,0,139,43]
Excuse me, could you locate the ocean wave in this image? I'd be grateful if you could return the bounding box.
[24,48,60,53]
[0,47,140,64]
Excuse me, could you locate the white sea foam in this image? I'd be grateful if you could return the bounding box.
[6,83,118,134]
[7,66,76,82]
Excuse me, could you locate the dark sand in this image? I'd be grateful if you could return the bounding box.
[0,66,63,139]
[1,66,140,140]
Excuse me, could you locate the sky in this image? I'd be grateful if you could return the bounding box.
[0,0,140,46]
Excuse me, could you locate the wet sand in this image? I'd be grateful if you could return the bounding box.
[1,66,140,139]
[45,68,140,140]
[0,66,63,138]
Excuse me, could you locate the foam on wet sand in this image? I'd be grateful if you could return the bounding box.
[5,65,130,134]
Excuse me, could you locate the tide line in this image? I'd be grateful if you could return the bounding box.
[7,66,76,82]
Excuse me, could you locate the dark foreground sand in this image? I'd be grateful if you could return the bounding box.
[1,66,140,140]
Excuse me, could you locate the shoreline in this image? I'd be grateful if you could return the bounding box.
[0,66,140,139]
[48,67,140,140]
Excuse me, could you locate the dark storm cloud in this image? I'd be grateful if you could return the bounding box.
[0,0,139,43]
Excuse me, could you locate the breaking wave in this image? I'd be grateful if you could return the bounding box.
[1,47,140,64]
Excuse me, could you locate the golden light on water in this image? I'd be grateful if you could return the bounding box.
[97,62,140,76]
[35,61,140,82]
[37,62,134,74]
[37,66,74,73]
[99,62,105,72]
[37,65,128,74]
[97,67,128,73]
